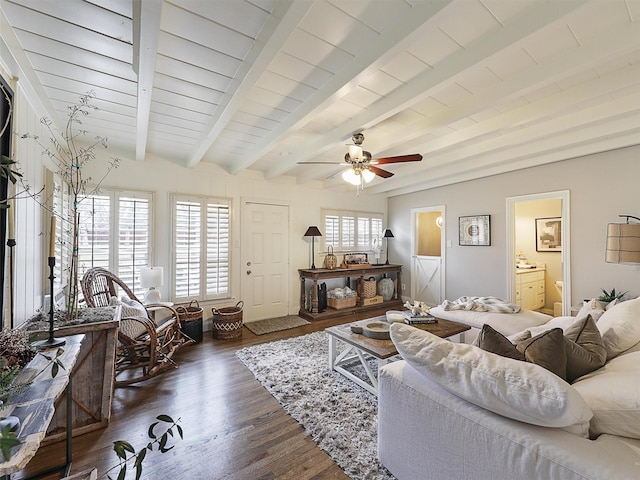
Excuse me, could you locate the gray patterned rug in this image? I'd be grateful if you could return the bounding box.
[236,331,396,480]
[244,315,310,335]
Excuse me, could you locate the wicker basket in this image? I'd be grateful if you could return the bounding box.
[176,300,203,343]
[212,301,244,339]
[327,296,357,310]
[361,276,377,298]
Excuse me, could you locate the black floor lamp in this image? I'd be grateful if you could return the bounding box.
[304,226,322,269]
[383,229,394,264]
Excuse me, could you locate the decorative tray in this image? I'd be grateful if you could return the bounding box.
[351,321,390,340]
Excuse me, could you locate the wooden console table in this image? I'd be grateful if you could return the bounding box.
[0,334,83,479]
[299,264,403,321]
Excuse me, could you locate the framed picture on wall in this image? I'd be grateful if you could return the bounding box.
[458,215,491,246]
[536,217,562,252]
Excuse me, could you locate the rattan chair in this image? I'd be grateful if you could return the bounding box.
[81,267,194,386]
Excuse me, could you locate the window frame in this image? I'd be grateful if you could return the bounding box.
[321,208,384,255]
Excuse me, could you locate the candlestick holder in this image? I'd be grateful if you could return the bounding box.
[33,256,65,350]
[6,238,15,330]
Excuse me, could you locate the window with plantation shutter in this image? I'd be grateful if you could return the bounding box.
[117,196,150,292]
[74,189,152,298]
[173,195,230,301]
[51,173,72,288]
[321,209,384,253]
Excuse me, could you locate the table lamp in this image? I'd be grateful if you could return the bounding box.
[383,229,394,264]
[140,267,163,304]
[304,226,322,269]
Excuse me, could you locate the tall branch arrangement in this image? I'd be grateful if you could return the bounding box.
[22,91,119,319]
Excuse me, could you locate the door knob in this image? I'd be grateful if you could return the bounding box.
[247,261,252,266]
[247,270,252,275]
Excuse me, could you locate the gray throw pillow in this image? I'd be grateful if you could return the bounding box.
[563,315,607,383]
[475,324,525,361]
[517,328,567,380]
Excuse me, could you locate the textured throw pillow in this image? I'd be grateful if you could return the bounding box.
[390,323,592,430]
[118,297,149,339]
[572,351,640,439]
[563,315,607,383]
[517,328,567,380]
[596,297,640,359]
[475,324,525,361]
[576,298,605,322]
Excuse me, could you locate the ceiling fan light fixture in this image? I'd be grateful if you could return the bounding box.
[342,168,361,185]
[362,169,375,183]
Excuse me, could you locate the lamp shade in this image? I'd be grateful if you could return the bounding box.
[140,267,163,288]
[606,223,640,264]
[304,226,322,237]
[342,169,361,185]
[383,229,394,238]
[361,169,375,183]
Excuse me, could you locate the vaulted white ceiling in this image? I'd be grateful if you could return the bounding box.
[1,0,639,196]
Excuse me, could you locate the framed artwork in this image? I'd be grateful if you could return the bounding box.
[536,217,562,252]
[458,215,491,246]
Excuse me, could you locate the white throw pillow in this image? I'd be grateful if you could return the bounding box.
[576,298,605,322]
[596,297,640,359]
[118,297,148,339]
[573,351,640,439]
[390,323,592,430]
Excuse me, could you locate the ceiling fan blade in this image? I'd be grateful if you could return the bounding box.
[369,165,394,178]
[373,153,423,164]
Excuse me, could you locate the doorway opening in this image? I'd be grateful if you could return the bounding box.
[411,205,445,306]
[506,191,571,316]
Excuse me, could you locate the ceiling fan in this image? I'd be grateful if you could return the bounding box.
[298,133,422,191]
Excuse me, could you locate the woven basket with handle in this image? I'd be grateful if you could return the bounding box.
[211,301,244,339]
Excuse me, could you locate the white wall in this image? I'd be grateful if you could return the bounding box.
[388,146,640,307]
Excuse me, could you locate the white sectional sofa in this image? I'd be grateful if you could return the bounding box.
[378,298,640,480]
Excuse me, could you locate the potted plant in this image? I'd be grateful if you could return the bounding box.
[598,288,627,308]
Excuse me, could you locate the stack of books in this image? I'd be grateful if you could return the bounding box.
[403,312,437,325]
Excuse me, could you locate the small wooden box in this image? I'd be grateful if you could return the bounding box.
[362,295,383,306]
[328,296,357,310]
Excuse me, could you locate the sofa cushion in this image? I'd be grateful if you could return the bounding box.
[596,297,640,359]
[572,351,640,439]
[564,315,607,383]
[390,323,592,430]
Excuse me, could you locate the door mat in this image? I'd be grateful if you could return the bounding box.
[244,315,310,335]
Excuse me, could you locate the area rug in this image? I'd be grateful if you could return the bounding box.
[244,315,310,335]
[236,331,396,480]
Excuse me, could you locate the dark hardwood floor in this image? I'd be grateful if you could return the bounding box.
[23,312,380,480]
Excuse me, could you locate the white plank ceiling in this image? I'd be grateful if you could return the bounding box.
[1,0,639,196]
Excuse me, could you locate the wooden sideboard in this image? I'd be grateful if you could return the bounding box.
[299,264,403,321]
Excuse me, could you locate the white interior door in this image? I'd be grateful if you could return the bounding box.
[411,206,445,306]
[241,201,289,321]
[413,256,442,306]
